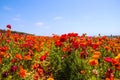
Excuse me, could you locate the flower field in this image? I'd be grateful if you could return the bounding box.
[0,25,120,80]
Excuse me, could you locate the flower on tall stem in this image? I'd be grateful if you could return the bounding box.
[18,66,26,78]
[6,24,11,29]
[105,68,114,80]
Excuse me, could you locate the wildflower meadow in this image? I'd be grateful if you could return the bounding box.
[0,25,120,80]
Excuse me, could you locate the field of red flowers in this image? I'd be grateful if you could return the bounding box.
[0,25,120,80]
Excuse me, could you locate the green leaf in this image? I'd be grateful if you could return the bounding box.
[89,76,97,80]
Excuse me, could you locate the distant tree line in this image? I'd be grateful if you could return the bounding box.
[0,29,34,35]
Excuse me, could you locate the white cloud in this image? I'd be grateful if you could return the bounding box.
[13,14,22,21]
[35,22,50,29]
[13,17,21,21]
[35,22,44,26]
[3,6,12,11]
[54,16,63,20]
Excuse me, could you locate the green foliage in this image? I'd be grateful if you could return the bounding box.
[50,45,89,80]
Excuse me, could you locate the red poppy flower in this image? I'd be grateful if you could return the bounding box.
[11,58,17,64]
[55,40,62,47]
[60,34,67,42]
[6,24,11,29]
[73,41,80,49]
[111,59,118,66]
[80,42,86,50]
[37,68,44,75]
[80,51,88,59]
[106,68,113,78]
[40,55,46,61]
[92,43,99,50]
[104,57,112,63]
[0,46,8,52]
[68,33,78,37]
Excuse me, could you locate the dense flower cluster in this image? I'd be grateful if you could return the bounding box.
[0,25,120,80]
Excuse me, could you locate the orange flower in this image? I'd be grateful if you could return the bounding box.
[112,59,119,66]
[116,54,120,60]
[0,52,5,57]
[114,56,119,61]
[105,46,111,51]
[0,57,2,64]
[89,59,98,66]
[4,53,9,58]
[47,77,54,80]
[117,47,120,50]
[105,78,110,80]
[37,68,43,75]
[62,47,67,52]
[15,54,22,60]
[94,51,101,55]
[92,55,100,59]
[90,49,95,53]
[34,72,39,80]
[24,54,31,60]
[32,63,40,69]
[115,63,120,71]
[18,66,26,78]
[117,54,120,57]
[110,74,114,80]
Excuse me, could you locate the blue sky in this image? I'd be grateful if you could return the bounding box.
[0,0,120,36]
